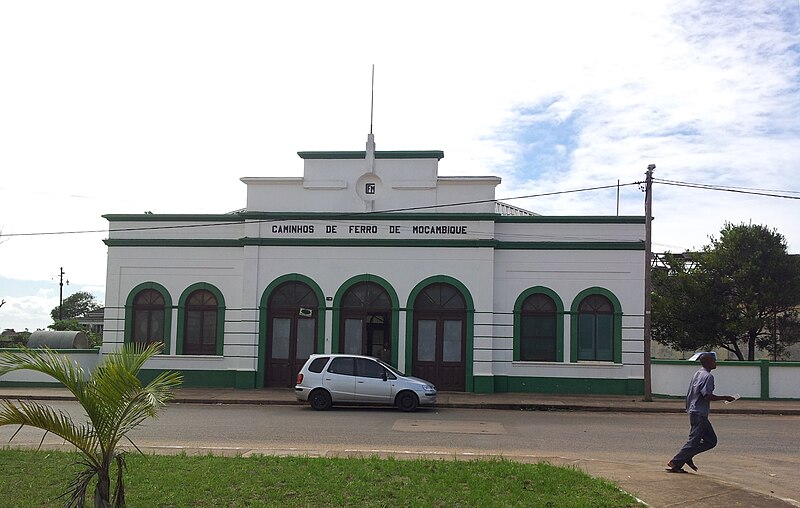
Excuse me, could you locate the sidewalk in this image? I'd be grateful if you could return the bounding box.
[2,386,799,507]
[2,386,799,415]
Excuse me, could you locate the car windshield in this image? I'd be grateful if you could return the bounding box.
[375,358,406,378]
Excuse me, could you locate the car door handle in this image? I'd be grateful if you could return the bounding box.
[357,381,365,384]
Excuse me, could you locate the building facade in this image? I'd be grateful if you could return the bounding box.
[102,143,646,394]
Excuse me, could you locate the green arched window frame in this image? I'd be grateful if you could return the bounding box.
[176,282,226,356]
[405,275,475,387]
[257,274,326,388]
[513,286,564,362]
[124,282,173,354]
[569,287,623,363]
[332,274,400,366]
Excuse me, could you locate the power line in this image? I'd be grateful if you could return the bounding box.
[654,178,800,200]
[1,182,643,238]
[6,177,796,240]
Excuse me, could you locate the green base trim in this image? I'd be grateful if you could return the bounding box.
[651,359,767,366]
[473,376,644,396]
[0,348,100,354]
[138,369,251,388]
[0,381,66,388]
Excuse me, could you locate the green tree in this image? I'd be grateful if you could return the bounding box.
[652,223,800,360]
[0,343,181,507]
[51,291,101,322]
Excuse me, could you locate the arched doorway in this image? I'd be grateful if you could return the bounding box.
[339,281,392,363]
[265,281,319,387]
[412,283,466,391]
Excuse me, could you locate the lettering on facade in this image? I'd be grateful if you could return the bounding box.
[272,224,315,234]
[269,223,470,236]
[411,225,468,235]
[349,225,379,234]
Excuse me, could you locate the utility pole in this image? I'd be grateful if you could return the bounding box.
[643,164,655,402]
[58,267,68,320]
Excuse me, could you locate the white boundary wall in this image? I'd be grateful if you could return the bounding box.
[652,360,800,399]
[4,351,800,400]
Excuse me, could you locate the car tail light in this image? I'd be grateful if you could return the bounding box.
[296,373,304,385]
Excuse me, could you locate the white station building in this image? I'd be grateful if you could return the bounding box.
[102,135,646,394]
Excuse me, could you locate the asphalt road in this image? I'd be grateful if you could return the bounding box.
[2,402,798,504]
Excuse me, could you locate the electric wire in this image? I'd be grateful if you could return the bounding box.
[1,182,643,238]
[4,178,798,240]
[653,178,800,200]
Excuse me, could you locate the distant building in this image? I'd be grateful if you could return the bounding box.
[102,135,646,393]
[77,308,105,335]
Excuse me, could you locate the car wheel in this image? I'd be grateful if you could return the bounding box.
[309,389,332,411]
[396,391,419,412]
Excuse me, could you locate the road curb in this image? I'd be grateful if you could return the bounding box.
[3,393,799,415]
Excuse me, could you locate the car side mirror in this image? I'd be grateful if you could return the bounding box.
[381,371,388,382]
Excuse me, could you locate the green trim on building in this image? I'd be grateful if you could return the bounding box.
[257,274,327,388]
[650,359,765,366]
[404,276,476,392]
[240,238,497,248]
[105,238,645,251]
[105,239,243,247]
[512,286,565,362]
[0,348,100,354]
[176,282,226,356]
[569,287,623,364]
[760,359,770,400]
[138,369,246,388]
[496,216,645,224]
[124,282,173,354]
[474,376,644,396]
[297,150,444,160]
[0,381,66,388]
[103,214,246,222]
[331,274,400,367]
[101,212,645,225]
[496,242,644,251]
[239,211,499,221]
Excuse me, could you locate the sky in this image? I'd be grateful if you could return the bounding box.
[1,1,799,332]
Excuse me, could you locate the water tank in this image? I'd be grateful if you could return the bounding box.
[27,330,90,349]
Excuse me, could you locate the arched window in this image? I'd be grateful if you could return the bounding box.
[183,289,218,355]
[520,293,557,361]
[577,294,614,361]
[131,289,165,346]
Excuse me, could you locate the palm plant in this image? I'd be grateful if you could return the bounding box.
[0,343,182,507]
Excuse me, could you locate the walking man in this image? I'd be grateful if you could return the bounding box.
[667,351,736,473]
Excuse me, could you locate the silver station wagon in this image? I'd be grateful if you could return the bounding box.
[295,354,437,412]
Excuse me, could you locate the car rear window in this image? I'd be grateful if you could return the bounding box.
[307,357,329,373]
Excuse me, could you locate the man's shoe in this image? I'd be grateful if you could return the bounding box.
[666,460,687,473]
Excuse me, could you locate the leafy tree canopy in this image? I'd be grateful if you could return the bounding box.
[50,291,101,322]
[652,222,800,360]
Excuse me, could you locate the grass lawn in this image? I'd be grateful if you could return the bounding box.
[0,448,639,507]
